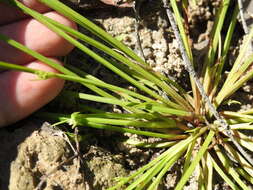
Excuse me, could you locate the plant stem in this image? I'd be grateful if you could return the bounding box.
[237,0,249,34]
[133,0,146,61]
[162,0,253,167]
[163,1,225,127]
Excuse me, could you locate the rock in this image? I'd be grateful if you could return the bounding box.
[7,122,86,190]
[83,146,129,190]
[0,121,129,190]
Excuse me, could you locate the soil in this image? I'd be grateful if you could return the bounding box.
[0,0,251,190]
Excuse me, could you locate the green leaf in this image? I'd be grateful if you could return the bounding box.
[214,146,251,190]
[175,130,215,190]
[211,156,240,190]
[109,127,207,190]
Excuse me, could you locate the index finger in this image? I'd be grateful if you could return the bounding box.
[0,0,51,25]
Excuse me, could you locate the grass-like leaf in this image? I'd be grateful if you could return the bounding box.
[214,146,251,189]
[175,130,215,190]
[1,0,253,189]
[211,155,240,190]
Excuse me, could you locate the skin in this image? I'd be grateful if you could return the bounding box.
[0,0,77,127]
[0,0,128,127]
[100,0,133,7]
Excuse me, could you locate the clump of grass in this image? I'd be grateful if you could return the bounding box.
[1,0,253,189]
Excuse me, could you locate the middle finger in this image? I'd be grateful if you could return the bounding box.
[0,11,76,65]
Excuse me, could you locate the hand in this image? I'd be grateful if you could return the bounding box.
[0,0,76,127]
[100,0,133,7]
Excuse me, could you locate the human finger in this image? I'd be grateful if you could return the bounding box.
[0,11,77,65]
[0,58,64,127]
[0,0,50,25]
